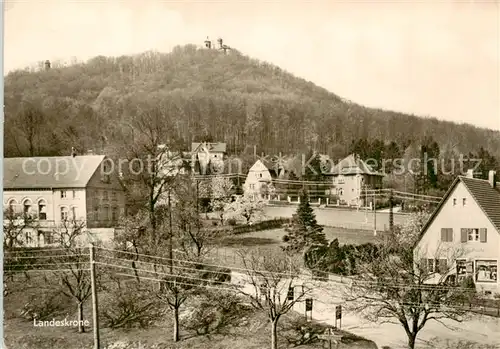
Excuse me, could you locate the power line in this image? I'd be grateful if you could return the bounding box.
[4,254,87,260]
[97,246,479,292]
[4,247,87,254]
[94,261,234,286]
[4,268,90,273]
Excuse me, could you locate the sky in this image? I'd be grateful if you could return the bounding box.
[4,0,500,132]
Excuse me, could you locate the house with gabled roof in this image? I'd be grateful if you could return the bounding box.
[191,142,226,175]
[242,159,276,199]
[324,154,384,206]
[415,169,500,294]
[3,154,126,247]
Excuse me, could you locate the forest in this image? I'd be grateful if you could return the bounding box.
[4,44,500,189]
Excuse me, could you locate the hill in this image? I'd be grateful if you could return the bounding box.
[4,44,500,160]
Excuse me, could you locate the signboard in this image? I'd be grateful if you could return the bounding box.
[305,298,313,311]
[287,287,294,301]
[335,305,342,320]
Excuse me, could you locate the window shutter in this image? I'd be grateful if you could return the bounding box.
[440,228,447,241]
[460,228,467,243]
[448,228,454,242]
[438,259,448,274]
[479,228,487,243]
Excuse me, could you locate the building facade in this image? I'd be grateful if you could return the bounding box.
[415,170,500,294]
[326,154,384,206]
[191,142,226,175]
[243,159,273,199]
[3,155,126,247]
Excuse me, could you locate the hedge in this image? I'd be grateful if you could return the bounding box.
[232,218,292,235]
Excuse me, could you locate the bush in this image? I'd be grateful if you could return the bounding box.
[280,315,325,346]
[183,292,252,335]
[101,281,162,329]
[20,291,70,321]
[227,218,237,226]
[232,218,292,234]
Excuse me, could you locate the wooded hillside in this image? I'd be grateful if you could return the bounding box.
[5,44,500,161]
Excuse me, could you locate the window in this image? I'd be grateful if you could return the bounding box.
[103,191,108,201]
[23,200,32,215]
[249,184,255,190]
[259,173,262,178]
[103,207,109,221]
[461,228,487,243]
[456,259,467,277]
[61,190,67,199]
[38,200,47,220]
[112,207,118,221]
[112,191,117,201]
[440,228,453,242]
[60,207,69,221]
[45,231,53,245]
[427,259,438,273]
[94,206,99,221]
[468,228,479,241]
[453,198,457,206]
[475,260,497,283]
[462,198,466,206]
[71,207,77,220]
[25,231,33,245]
[7,199,16,214]
[72,190,77,199]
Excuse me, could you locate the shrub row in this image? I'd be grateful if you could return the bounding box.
[232,218,292,235]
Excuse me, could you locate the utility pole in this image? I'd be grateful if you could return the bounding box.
[373,191,377,236]
[168,190,173,274]
[89,243,100,349]
[389,189,394,232]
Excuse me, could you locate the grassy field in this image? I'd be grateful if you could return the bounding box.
[4,274,377,349]
[208,226,384,268]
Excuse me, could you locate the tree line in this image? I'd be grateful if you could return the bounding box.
[5,45,500,173]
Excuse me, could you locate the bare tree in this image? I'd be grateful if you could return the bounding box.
[116,93,188,245]
[49,219,94,333]
[346,238,475,349]
[15,99,46,156]
[237,249,312,349]
[3,208,38,251]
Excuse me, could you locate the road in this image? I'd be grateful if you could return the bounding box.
[230,272,500,348]
[264,205,410,230]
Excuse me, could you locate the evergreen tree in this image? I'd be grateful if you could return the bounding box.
[282,190,327,252]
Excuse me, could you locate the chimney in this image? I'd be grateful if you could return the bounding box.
[488,170,497,188]
[217,38,223,49]
[44,60,51,70]
[466,169,474,178]
[87,149,94,155]
[71,147,77,157]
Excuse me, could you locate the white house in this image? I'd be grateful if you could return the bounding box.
[3,155,126,247]
[324,154,384,206]
[415,170,500,295]
[243,159,274,199]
